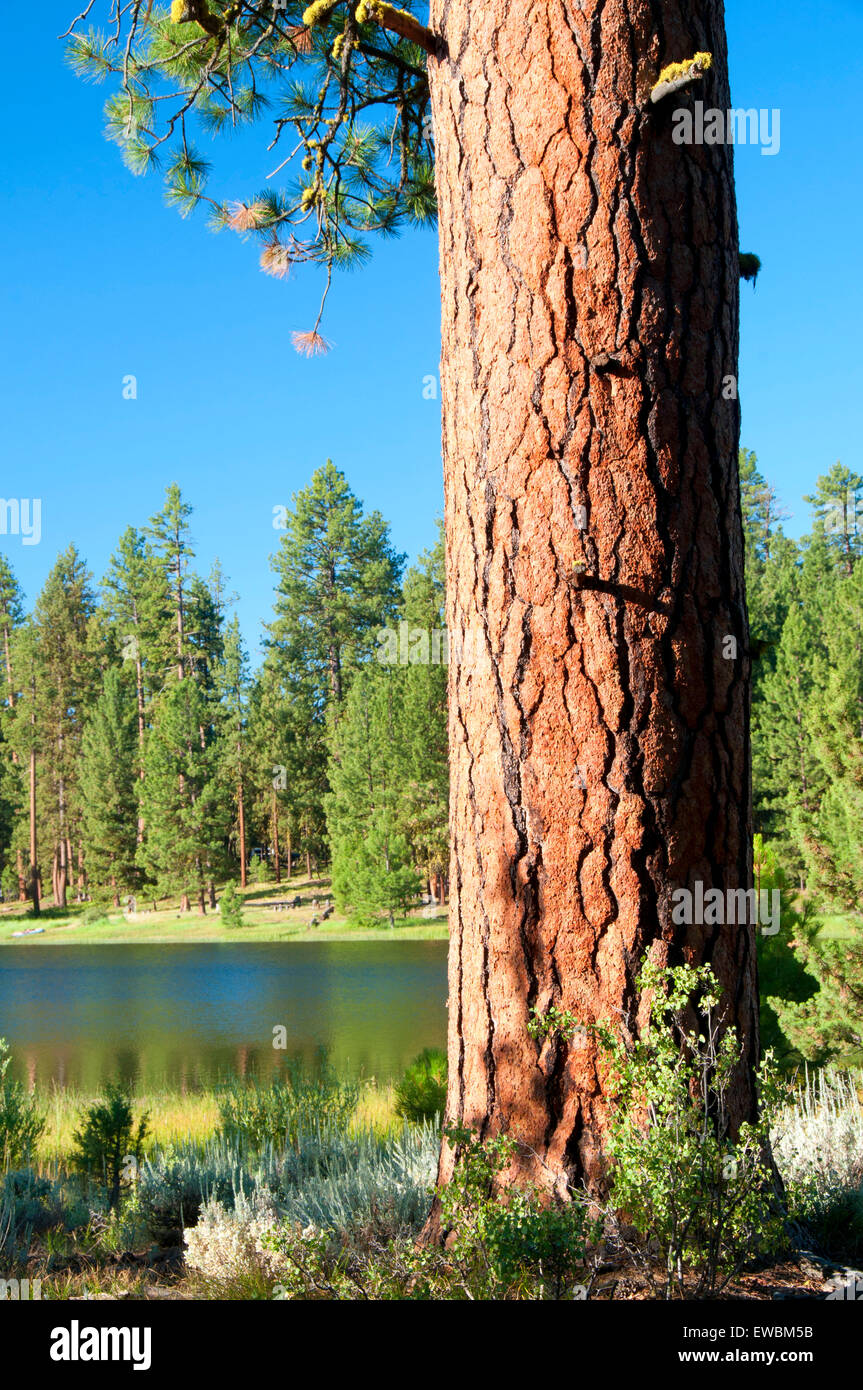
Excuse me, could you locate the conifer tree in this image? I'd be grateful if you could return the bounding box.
[80,667,140,905]
[216,616,251,887]
[102,528,170,755]
[0,557,26,900]
[147,484,196,681]
[64,0,768,1196]
[138,676,226,911]
[799,560,863,911]
[269,461,404,711]
[327,664,422,924]
[803,462,863,575]
[30,548,97,908]
[7,622,45,914]
[392,527,448,900]
[752,540,832,857]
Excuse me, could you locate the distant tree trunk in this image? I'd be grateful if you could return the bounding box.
[180,893,190,912]
[1,630,28,902]
[285,823,292,882]
[305,850,312,881]
[134,624,146,845]
[272,790,281,883]
[237,766,247,889]
[427,0,756,1207]
[28,748,39,916]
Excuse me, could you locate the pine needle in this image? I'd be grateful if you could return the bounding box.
[291,330,332,356]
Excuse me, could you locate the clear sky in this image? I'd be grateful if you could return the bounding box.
[1,1,861,657]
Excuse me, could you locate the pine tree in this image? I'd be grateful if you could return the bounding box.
[803,462,863,575]
[392,526,449,902]
[147,484,196,682]
[799,559,863,911]
[752,540,833,858]
[30,548,98,908]
[137,677,226,912]
[0,557,26,900]
[216,617,251,887]
[102,527,170,752]
[7,622,45,914]
[65,0,769,1196]
[79,667,140,906]
[268,461,404,711]
[327,665,422,926]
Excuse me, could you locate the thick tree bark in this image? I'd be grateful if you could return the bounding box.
[427,0,756,1204]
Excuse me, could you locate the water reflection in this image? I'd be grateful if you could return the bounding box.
[0,940,448,1089]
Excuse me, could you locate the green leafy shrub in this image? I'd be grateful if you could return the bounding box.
[394,1048,447,1123]
[71,1083,150,1209]
[0,1038,45,1166]
[217,1060,359,1151]
[78,905,108,926]
[219,882,245,928]
[556,961,787,1298]
[249,856,272,885]
[439,1124,596,1298]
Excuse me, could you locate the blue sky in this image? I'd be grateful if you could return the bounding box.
[1,1,861,657]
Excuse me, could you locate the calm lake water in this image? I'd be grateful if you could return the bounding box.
[0,941,448,1090]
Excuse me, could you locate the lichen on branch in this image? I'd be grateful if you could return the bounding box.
[302,0,439,56]
[650,51,713,105]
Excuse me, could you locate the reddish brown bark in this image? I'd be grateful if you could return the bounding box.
[428,0,756,1202]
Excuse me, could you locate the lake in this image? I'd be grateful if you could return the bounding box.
[0,941,448,1090]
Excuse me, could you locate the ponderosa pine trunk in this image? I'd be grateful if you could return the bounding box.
[427,0,757,1203]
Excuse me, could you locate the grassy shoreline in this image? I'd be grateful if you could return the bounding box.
[0,875,449,946]
[32,1077,401,1164]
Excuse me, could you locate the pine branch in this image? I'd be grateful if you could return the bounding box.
[304,1,439,58]
[170,0,228,39]
[356,1,440,56]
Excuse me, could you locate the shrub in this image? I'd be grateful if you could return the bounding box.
[264,1124,594,1300]
[219,882,244,928]
[78,905,108,926]
[394,1048,447,1123]
[275,1118,438,1233]
[0,1038,45,1166]
[439,1124,596,1298]
[773,1068,863,1261]
[0,1168,89,1265]
[249,856,272,885]
[590,962,785,1297]
[531,962,787,1298]
[217,1060,359,1151]
[71,1083,150,1209]
[184,1186,286,1283]
[146,1118,438,1251]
